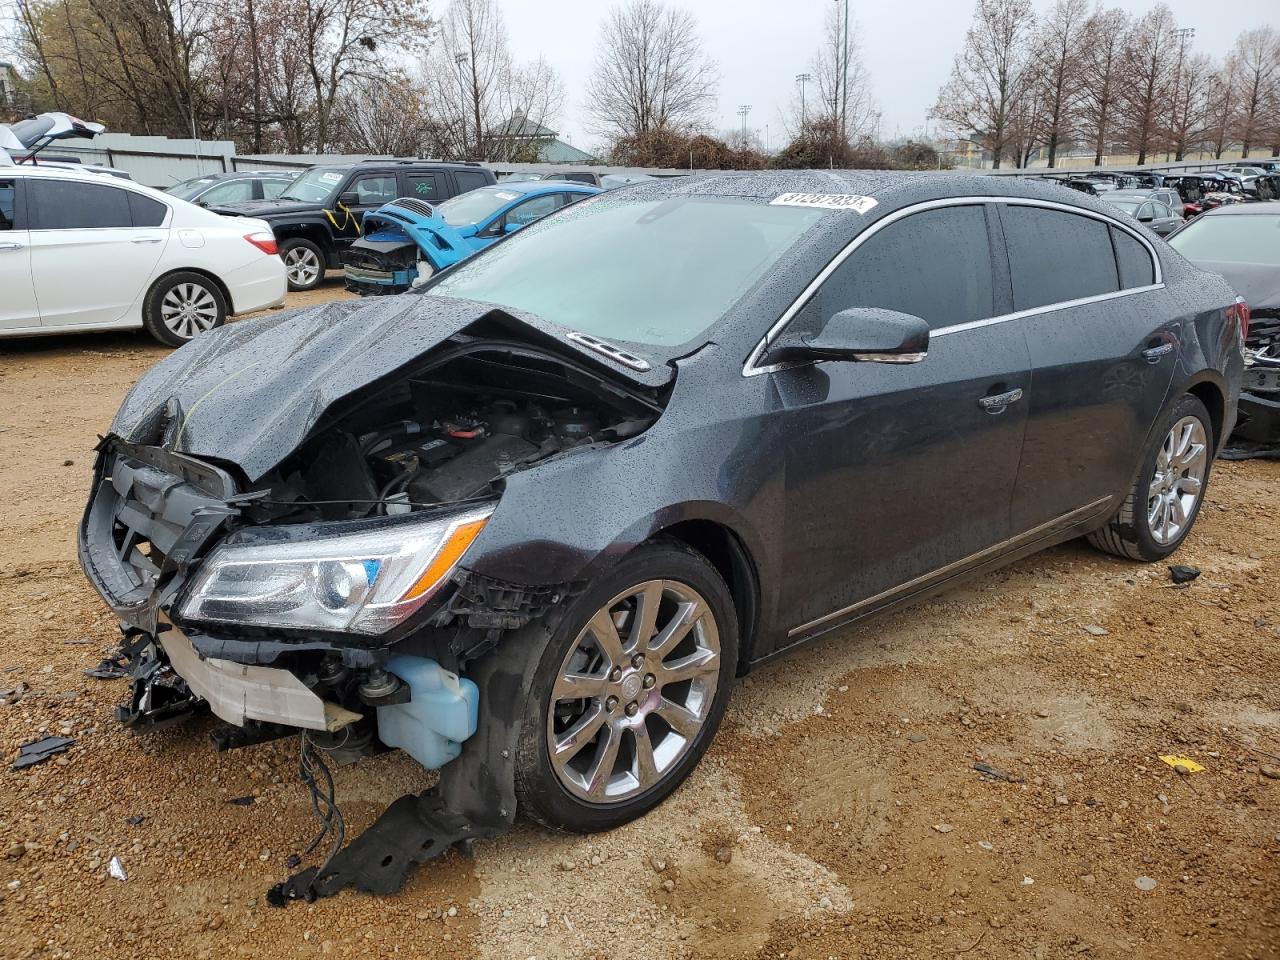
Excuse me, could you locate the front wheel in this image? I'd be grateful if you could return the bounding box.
[1088,393,1213,561]
[514,542,738,833]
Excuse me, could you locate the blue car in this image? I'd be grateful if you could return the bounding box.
[342,180,601,295]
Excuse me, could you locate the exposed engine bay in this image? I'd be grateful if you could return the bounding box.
[248,339,659,524]
[1225,312,1280,459]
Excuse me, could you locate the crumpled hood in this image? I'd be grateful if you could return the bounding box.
[110,294,672,482]
[207,198,319,218]
[1191,261,1280,314]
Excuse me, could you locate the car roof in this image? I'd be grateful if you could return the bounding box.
[1198,201,1280,217]
[4,162,124,182]
[1105,192,1154,201]
[485,180,599,197]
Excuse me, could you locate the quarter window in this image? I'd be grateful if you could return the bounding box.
[454,170,490,194]
[28,179,132,229]
[0,179,15,230]
[1111,227,1155,289]
[812,205,995,330]
[127,191,168,227]
[1001,205,1118,311]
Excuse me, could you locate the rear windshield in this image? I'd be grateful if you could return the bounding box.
[1169,215,1280,267]
[429,195,826,347]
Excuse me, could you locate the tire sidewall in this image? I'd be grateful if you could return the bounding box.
[281,239,324,291]
[514,542,739,833]
[1128,394,1214,559]
[143,272,227,348]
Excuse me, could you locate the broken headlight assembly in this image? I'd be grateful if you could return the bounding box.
[177,504,494,635]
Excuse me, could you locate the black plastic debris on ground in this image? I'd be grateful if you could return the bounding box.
[85,659,129,680]
[974,762,1025,783]
[125,815,146,826]
[226,795,255,806]
[1169,564,1201,585]
[13,735,75,770]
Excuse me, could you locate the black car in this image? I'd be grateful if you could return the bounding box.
[79,172,1242,902]
[164,170,299,207]
[210,160,496,290]
[1169,204,1279,452]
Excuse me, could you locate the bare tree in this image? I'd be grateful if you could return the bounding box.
[1228,27,1280,158]
[1203,62,1236,160]
[586,0,719,140]
[1164,51,1214,161]
[932,0,1036,169]
[1077,7,1129,166]
[812,5,875,143]
[1115,5,1177,165]
[334,71,433,156]
[1028,0,1087,167]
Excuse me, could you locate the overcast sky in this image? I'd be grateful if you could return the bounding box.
[503,0,1277,154]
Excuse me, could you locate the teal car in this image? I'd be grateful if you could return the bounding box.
[342,181,601,295]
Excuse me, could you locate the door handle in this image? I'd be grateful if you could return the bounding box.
[0,241,23,251]
[979,388,1023,413]
[130,236,164,244]
[1142,343,1174,362]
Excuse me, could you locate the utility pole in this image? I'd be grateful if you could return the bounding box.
[795,73,812,134]
[454,53,469,158]
[738,104,752,145]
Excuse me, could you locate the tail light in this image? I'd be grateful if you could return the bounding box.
[1228,297,1250,341]
[244,231,278,256]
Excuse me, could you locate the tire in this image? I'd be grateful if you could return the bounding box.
[142,271,228,348]
[1088,393,1214,561]
[514,541,739,833]
[280,238,326,291]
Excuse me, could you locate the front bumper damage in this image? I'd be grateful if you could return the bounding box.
[77,437,556,902]
[1223,317,1280,459]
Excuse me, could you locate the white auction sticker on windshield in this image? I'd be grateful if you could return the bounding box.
[770,193,878,213]
[319,171,343,184]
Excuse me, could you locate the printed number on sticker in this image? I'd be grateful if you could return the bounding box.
[770,193,878,214]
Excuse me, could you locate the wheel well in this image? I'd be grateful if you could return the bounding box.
[147,268,234,316]
[653,520,758,674]
[277,226,332,256]
[1187,381,1224,448]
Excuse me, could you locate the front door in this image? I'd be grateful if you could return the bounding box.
[996,203,1177,533]
[773,204,1031,635]
[0,176,38,329]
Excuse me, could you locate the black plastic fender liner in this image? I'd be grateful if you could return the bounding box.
[267,617,549,904]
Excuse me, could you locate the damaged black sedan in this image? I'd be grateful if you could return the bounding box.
[79,172,1243,900]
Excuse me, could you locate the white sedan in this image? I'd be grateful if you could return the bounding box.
[0,164,286,347]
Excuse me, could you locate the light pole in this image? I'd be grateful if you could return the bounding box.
[832,0,849,139]
[795,73,812,134]
[1170,27,1196,161]
[454,53,469,158]
[738,105,752,145]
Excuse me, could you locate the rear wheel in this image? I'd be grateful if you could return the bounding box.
[142,272,227,347]
[280,238,325,291]
[1088,393,1213,561]
[514,542,738,832]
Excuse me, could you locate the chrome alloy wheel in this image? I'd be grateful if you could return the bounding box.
[1148,415,1207,545]
[547,580,720,804]
[283,245,321,286]
[160,282,219,340]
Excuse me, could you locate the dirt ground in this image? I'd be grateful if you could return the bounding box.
[0,282,1277,960]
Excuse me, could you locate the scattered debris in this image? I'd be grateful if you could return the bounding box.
[13,735,74,770]
[714,846,733,864]
[1159,755,1205,775]
[977,841,994,852]
[932,824,954,834]
[107,856,127,881]
[1168,565,1201,584]
[84,659,128,680]
[974,762,1025,783]
[1260,766,1279,780]
[1083,624,1109,637]
[907,732,927,743]
[0,682,29,704]
[285,854,302,869]
[125,815,146,826]
[62,638,94,646]
[1021,876,1034,886]
[1135,875,1157,891]
[226,795,256,806]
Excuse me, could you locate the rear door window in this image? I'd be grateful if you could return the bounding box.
[28,179,132,229]
[813,205,996,330]
[1001,205,1119,311]
[0,179,15,229]
[407,175,440,201]
[126,191,168,227]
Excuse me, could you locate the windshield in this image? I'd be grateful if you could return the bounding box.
[166,176,218,200]
[1170,215,1280,267]
[280,167,347,202]
[1107,199,1142,214]
[437,186,523,225]
[430,195,826,347]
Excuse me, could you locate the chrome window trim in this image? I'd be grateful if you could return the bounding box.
[786,495,1114,639]
[742,195,1163,377]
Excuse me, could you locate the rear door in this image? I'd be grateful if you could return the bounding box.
[997,202,1176,533]
[26,177,169,327]
[774,203,1032,634]
[0,175,39,329]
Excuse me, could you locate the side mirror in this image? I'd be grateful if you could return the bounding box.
[503,221,522,234]
[768,307,929,365]
[337,191,359,207]
[1138,212,1154,223]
